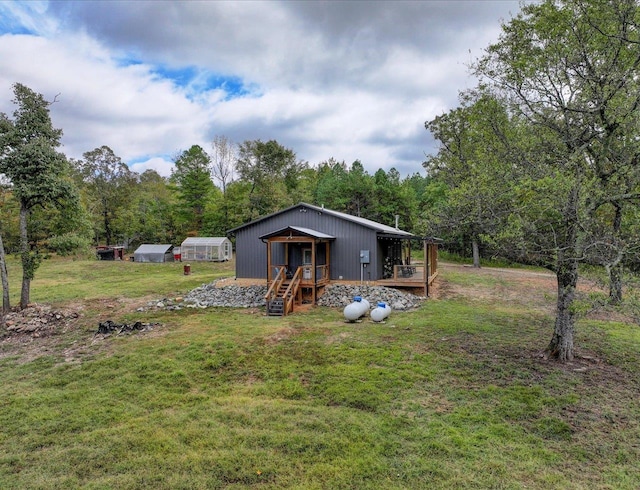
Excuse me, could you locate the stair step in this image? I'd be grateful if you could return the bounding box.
[268,298,285,316]
[267,277,302,316]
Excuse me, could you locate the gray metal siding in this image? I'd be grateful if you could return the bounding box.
[233,205,382,280]
[234,228,266,278]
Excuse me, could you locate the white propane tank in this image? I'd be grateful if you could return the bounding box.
[343,296,370,322]
[370,302,391,322]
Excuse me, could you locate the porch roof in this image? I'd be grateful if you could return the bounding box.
[259,226,336,241]
[376,233,443,242]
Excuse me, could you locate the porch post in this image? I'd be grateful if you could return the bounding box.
[325,242,330,280]
[424,239,429,297]
[432,244,438,277]
[284,242,289,274]
[312,240,317,304]
[267,240,272,282]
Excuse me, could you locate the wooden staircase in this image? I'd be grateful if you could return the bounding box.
[265,267,302,316]
[267,297,285,316]
[267,282,290,316]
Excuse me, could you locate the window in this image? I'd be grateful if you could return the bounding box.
[302,248,312,265]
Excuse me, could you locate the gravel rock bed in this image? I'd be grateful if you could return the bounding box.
[142,280,268,311]
[184,282,269,308]
[317,284,424,311]
[144,280,424,312]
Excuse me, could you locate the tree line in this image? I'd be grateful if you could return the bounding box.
[0,133,438,256]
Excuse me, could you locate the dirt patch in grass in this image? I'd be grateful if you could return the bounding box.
[433,263,557,312]
[428,264,638,395]
[214,277,264,287]
[435,263,636,322]
[264,327,307,344]
[0,296,169,364]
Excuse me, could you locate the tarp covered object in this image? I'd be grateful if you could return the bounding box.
[133,244,174,263]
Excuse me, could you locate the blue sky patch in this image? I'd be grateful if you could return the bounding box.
[150,65,252,100]
[115,55,144,68]
[0,10,34,36]
[0,1,44,36]
[0,23,35,36]
[129,154,171,165]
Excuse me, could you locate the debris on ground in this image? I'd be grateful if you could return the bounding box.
[2,304,79,338]
[96,320,160,336]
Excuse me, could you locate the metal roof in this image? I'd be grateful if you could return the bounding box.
[181,237,230,246]
[306,204,414,236]
[134,244,173,254]
[228,202,416,237]
[259,226,336,240]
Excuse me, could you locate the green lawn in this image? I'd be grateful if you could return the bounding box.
[3,255,234,304]
[0,257,638,489]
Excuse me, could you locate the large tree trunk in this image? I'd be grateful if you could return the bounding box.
[0,231,10,319]
[608,263,623,305]
[472,238,481,268]
[19,203,31,309]
[546,255,578,362]
[608,204,623,305]
[547,184,581,362]
[103,207,112,246]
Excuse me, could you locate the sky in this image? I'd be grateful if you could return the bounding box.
[0,0,525,179]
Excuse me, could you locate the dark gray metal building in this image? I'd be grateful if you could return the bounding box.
[228,202,426,281]
[228,203,440,312]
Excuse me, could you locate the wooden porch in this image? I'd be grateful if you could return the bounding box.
[263,239,439,315]
[377,242,439,295]
[261,227,334,316]
[377,264,438,291]
[264,264,331,316]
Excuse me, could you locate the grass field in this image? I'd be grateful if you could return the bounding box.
[1,257,639,489]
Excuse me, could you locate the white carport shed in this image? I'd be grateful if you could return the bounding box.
[180,237,232,262]
[133,244,174,263]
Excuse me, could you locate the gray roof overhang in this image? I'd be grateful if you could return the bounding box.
[259,226,336,241]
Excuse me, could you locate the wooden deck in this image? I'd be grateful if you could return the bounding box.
[376,264,438,295]
[377,265,424,286]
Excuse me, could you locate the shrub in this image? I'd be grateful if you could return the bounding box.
[47,232,93,256]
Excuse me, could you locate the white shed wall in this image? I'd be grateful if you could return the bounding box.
[180,237,232,262]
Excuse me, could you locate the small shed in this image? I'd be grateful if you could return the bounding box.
[96,245,125,261]
[133,244,174,263]
[180,237,232,262]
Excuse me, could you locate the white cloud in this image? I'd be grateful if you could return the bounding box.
[0,31,213,164]
[0,1,525,177]
[130,157,174,177]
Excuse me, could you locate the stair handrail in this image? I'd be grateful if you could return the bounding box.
[265,266,286,305]
[282,267,302,315]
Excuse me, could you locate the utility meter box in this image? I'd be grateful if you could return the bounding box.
[359,250,370,264]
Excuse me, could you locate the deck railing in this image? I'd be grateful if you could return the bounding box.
[282,267,302,315]
[316,264,329,283]
[264,266,286,304]
[391,264,425,282]
[299,264,330,285]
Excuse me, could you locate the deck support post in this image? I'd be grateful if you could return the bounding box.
[424,239,429,297]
